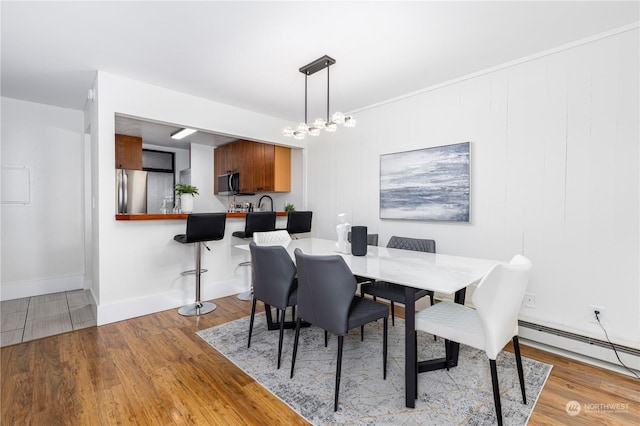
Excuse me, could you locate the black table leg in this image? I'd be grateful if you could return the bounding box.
[412,287,468,405]
[405,286,416,408]
[264,303,310,330]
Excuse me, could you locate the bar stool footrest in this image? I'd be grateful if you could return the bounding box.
[180,269,208,276]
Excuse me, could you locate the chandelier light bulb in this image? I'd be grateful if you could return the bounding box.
[308,126,321,136]
[283,127,294,137]
[332,111,345,124]
[297,122,309,134]
[343,115,356,128]
[313,118,326,129]
[325,121,338,132]
[293,130,306,140]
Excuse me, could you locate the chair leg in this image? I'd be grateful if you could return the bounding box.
[290,317,302,379]
[335,335,344,412]
[414,331,418,398]
[291,305,296,323]
[489,359,503,426]
[383,317,388,380]
[360,325,364,341]
[391,301,395,326]
[513,336,527,404]
[248,298,257,348]
[277,308,286,369]
[430,292,437,341]
[324,330,328,347]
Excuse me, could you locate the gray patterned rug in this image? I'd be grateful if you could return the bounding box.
[197,313,551,425]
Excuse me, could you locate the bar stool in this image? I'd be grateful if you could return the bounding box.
[279,210,312,239]
[232,211,277,300]
[232,211,277,239]
[173,213,226,316]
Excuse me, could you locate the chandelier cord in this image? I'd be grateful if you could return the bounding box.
[326,61,330,122]
[304,72,308,124]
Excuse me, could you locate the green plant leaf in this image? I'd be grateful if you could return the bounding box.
[175,183,199,195]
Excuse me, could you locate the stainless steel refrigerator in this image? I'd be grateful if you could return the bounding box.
[117,169,148,214]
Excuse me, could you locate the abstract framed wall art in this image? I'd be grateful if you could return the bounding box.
[379,142,470,221]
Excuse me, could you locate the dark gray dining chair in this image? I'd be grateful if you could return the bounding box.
[291,248,388,412]
[248,242,298,369]
[233,211,278,300]
[360,236,436,327]
[347,231,379,247]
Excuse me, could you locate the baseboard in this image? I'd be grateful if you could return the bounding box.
[0,275,84,301]
[518,323,640,377]
[96,278,249,325]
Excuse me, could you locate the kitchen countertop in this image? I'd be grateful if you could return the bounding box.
[115,212,289,220]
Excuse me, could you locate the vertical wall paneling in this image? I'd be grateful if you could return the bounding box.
[306,29,639,346]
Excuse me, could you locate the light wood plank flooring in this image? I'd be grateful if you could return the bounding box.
[2,295,638,425]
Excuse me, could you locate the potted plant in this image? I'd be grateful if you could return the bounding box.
[175,183,199,213]
[284,202,295,212]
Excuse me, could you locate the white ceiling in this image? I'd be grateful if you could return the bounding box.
[2,1,638,145]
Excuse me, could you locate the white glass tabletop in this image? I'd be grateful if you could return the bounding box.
[237,238,503,295]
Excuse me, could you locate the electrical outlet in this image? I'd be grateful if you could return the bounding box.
[523,293,535,308]
[589,305,606,324]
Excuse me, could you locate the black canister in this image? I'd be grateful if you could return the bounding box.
[351,226,368,256]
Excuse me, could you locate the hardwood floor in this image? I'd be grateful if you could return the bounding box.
[2,295,638,425]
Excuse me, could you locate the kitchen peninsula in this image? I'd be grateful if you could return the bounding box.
[104,207,293,326]
[115,212,289,220]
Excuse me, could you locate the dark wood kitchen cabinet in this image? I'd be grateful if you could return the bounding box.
[213,142,241,193]
[214,140,290,194]
[115,134,142,170]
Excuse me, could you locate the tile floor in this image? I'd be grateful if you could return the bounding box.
[1,289,96,347]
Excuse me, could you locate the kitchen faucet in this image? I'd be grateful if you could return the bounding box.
[258,195,273,212]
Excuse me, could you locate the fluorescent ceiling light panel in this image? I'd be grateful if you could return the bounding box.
[171,128,197,139]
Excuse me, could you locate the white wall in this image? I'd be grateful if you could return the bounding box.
[1,97,86,299]
[306,29,639,348]
[90,72,299,324]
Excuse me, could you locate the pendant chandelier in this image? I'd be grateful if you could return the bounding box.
[283,55,356,140]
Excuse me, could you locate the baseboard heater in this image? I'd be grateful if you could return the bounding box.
[518,320,640,372]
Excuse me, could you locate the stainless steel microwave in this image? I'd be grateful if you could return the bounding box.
[217,172,239,195]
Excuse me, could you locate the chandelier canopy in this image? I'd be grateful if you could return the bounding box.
[284,55,356,140]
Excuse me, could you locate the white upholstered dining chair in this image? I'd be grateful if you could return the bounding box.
[253,230,292,245]
[414,255,532,426]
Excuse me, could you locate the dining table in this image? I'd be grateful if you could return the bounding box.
[236,237,503,408]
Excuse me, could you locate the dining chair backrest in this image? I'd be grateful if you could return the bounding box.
[253,230,292,245]
[294,248,356,336]
[472,255,532,359]
[249,242,297,310]
[348,232,379,246]
[387,236,435,253]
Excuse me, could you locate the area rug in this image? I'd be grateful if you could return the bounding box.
[197,314,551,425]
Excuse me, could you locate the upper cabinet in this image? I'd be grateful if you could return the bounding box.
[115,134,142,170]
[214,140,291,194]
